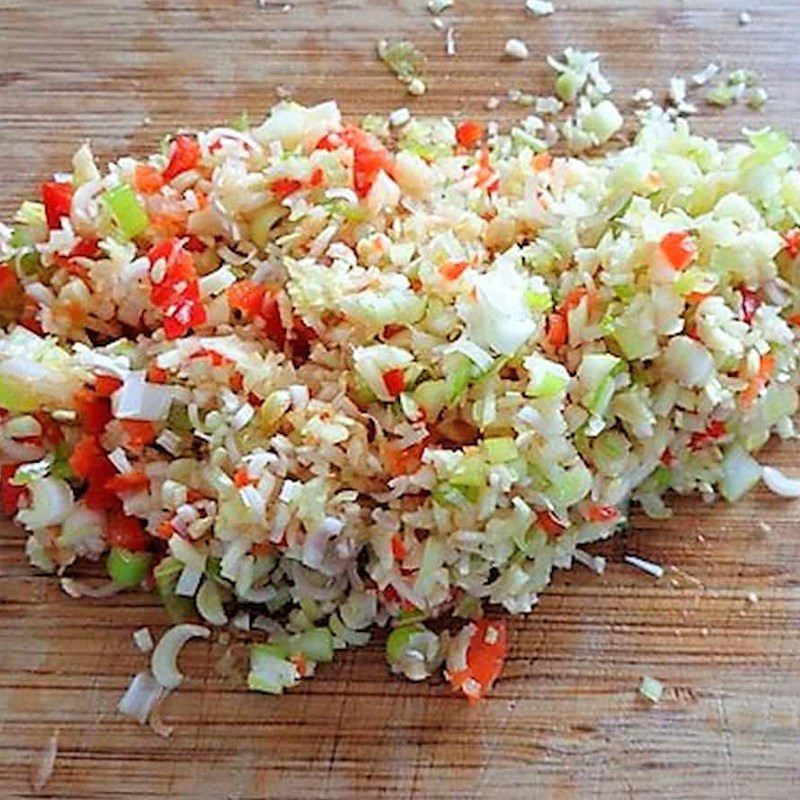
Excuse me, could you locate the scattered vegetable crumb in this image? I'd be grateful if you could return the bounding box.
[427,0,453,14]
[505,38,530,61]
[133,626,154,653]
[525,0,555,16]
[31,730,58,792]
[407,77,427,97]
[389,107,411,127]
[746,592,759,604]
[738,11,752,26]
[445,27,456,57]
[485,96,500,111]
[625,555,665,579]
[638,675,664,703]
[757,521,773,535]
[692,63,720,86]
[377,39,426,96]
[633,87,654,104]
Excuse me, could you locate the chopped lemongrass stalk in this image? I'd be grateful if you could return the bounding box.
[133,627,154,653]
[624,554,665,579]
[102,184,149,238]
[151,623,210,689]
[638,675,664,703]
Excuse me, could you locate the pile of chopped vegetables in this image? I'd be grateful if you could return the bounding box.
[2,52,800,713]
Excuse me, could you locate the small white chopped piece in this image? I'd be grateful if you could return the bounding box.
[445,27,456,57]
[638,675,664,703]
[746,86,768,110]
[701,627,710,637]
[632,87,654,104]
[389,107,411,127]
[485,96,500,111]
[133,627,154,653]
[108,446,133,474]
[534,95,563,114]
[624,554,665,579]
[431,17,444,30]
[525,0,555,17]
[757,521,773,535]
[427,0,453,13]
[762,465,800,498]
[232,610,251,631]
[504,38,530,61]
[746,591,759,604]
[407,77,427,96]
[483,625,499,645]
[738,10,751,26]
[573,548,606,574]
[31,730,58,792]
[691,62,720,86]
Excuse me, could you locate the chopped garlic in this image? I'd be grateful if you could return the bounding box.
[504,38,530,61]
[525,0,554,16]
[389,107,411,127]
[427,0,453,13]
[738,10,751,26]
[407,77,427,96]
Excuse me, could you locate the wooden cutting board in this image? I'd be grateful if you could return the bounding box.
[1,2,799,797]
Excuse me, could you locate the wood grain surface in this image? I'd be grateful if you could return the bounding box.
[1,1,800,798]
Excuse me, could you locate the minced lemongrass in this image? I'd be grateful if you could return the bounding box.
[638,675,664,703]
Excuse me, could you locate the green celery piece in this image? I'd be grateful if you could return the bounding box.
[103,184,149,238]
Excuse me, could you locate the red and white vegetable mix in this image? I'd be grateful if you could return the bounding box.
[2,87,800,703]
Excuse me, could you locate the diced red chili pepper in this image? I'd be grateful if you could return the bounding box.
[381,368,405,398]
[163,135,201,182]
[270,177,303,200]
[783,229,800,259]
[439,260,469,281]
[120,420,157,448]
[309,166,325,187]
[739,286,761,324]
[1,464,26,516]
[107,511,149,551]
[659,231,696,271]
[381,438,428,477]
[105,470,150,494]
[689,419,726,450]
[70,434,118,510]
[456,120,484,149]
[547,312,568,347]
[233,467,253,488]
[146,365,168,384]
[537,509,564,537]
[94,375,123,397]
[584,503,619,523]
[446,618,508,703]
[42,181,73,229]
[32,412,64,446]
[73,388,112,435]
[532,152,553,172]
[391,534,407,562]
[134,163,165,194]
[69,237,101,259]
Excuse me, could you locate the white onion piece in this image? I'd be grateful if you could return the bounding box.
[117,671,165,723]
[151,623,210,689]
[174,566,204,597]
[60,577,124,599]
[133,627,154,653]
[31,730,58,791]
[168,533,207,573]
[16,477,73,530]
[112,372,172,421]
[762,465,800,498]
